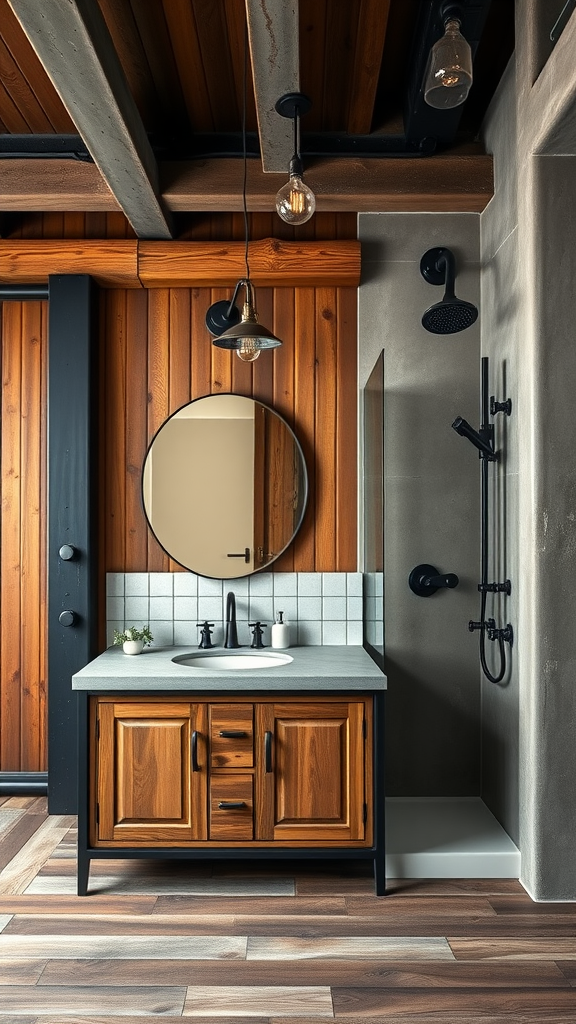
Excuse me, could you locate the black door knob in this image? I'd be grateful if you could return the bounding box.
[59,610,76,627]
[59,544,77,561]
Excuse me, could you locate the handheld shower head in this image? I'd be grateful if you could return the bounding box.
[452,416,497,460]
[420,247,478,335]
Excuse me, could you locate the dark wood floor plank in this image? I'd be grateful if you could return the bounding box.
[344,896,497,917]
[490,895,576,915]
[36,957,569,989]
[0,895,157,915]
[0,815,47,872]
[153,895,347,915]
[274,1017,576,1024]
[4,913,235,934]
[0,957,47,983]
[450,938,576,959]
[0,984,186,1014]
[555,961,576,984]
[331,986,576,1016]
[380,878,527,897]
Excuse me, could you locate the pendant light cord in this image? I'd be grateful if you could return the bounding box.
[242,20,250,284]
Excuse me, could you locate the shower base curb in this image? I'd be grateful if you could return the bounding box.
[385,797,520,878]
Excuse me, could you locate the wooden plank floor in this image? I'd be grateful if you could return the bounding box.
[1,797,576,1022]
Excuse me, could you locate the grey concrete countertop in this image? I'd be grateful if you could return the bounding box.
[72,645,387,692]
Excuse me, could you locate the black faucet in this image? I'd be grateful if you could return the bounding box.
[224,591,240,648]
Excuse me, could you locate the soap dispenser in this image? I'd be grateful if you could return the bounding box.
[271,611,290,649]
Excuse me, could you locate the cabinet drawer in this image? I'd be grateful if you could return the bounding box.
[209,774,253,840]
[210,704,253,767]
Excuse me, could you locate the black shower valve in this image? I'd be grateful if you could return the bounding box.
[409,563,459,597]
[490,396,512,417]
[469,620,484,632]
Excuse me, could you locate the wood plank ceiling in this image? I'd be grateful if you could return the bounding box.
[0,0,515,235]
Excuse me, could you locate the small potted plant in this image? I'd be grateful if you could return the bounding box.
[113,626,154,656]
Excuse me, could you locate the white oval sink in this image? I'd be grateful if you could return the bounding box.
[172,652,293,670]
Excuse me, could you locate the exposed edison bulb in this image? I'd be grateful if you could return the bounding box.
[276,174,316,225]
[236,338,260,362]
[424,18,473,109]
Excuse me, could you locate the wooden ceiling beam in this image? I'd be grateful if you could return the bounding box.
[6,0,172,239]
[0,154,494,214]
[161,155,494,213]
[347,0,391,134]
[245,0,298,173]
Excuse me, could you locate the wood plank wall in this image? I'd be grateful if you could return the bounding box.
[0,212,357,772]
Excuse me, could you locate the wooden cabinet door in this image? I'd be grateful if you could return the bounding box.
[256,701,366,841]
[96,701,208,844]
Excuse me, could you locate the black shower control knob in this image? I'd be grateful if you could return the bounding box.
[59,544,77,561]
[59,610,76,627]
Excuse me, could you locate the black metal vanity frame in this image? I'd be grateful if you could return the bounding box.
[76,688,387,897]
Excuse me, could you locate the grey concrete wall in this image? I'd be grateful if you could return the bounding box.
[480,59,520,845]
[479,1,576,897]
[359,213,482,795]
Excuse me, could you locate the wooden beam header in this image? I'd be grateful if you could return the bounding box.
[0,238,361,289]
[0,155,494,215]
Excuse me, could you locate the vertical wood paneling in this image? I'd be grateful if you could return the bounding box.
[314,288,338,571]
[292,287,316,572]
[336,288,358,571]
[1,302,23,770]
[146,290,170,572]
[190,287,212,397]
[124,290,148,572]
[0,299,47,771]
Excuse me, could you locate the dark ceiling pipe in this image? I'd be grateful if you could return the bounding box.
[0,284,49,301]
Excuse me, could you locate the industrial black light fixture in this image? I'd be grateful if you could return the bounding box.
[205,26,282,361]
[274,92,316,225]
[423,2,473,109]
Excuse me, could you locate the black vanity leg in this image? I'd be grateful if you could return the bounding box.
[374,855,387,896]
[77,849,90,896]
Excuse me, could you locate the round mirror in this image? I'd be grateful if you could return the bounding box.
[142,394,308,578]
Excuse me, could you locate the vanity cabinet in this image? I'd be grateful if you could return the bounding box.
[74,645,387,896]
[91,696,370,847]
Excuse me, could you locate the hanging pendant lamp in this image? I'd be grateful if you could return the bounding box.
[274,92,316,225]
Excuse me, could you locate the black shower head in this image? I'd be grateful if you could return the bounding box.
[452,416,497,459]
[420,247,478,335]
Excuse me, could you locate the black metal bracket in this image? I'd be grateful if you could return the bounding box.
[478,579,511,595]
[490,396,512,416]
[468,618,514,645]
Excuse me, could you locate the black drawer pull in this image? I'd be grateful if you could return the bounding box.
[218,801,246,809]
[219,730,247,738]
[265,731,273,773]
[191,731,199,772]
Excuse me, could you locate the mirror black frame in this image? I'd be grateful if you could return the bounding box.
[141,393,308,579]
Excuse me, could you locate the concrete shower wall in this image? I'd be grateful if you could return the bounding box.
[359,214,482,795]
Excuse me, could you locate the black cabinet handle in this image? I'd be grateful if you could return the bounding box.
[218,801,246,809]
[265,731,273,773]
[219,730,247,738]
[191,731,199,772]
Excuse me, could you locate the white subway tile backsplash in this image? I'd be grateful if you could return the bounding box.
[149,572,173,597]
[298,620,322,645]
[124,595,149,622]
[322,596,347,620]
[197,596,223,621]
[198,577,223,597]
[298,596,322,620]
[106,573,124,597]
[249,596,275,623]
[297,573,322,596]
[174,596,198,621]
[347,620,363,645]
[125,573,149,597]
[174,573,198,597]
[149,596,173,620]
[323,620,347,645]
[248,573,273,596]
[148,620,174,647]
[109,572,371,648]
[347,573,363,597]
[322,572,346,596]
[273,573,297,597]
[106,595,124,621]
